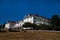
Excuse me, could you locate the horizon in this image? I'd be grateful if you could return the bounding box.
[0,0,60,24]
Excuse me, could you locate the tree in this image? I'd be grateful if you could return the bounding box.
[38,24,52,30]
[56,18,60,26]
[0,25,3,29]
[2,23,5,29]
[23,22,33,27]
[23,22,39,30]
[51,15,59,30]
[55,18,60,30]
[32,23,38,30]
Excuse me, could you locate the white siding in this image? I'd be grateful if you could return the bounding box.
[23,17,34,23]
[5,23,10,29]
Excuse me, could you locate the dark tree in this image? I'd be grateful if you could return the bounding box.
[55,18,60,30]
[23,22,33,27]
[38,24,51,30]
[23,22,38,30]
[51,15,59,30]
[0,25,3,29]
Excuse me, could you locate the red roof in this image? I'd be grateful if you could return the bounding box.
[8,21,16,24]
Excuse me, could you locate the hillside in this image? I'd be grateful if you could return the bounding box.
[0,30,60,40]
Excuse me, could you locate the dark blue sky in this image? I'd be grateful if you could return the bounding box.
[0,0,60,24]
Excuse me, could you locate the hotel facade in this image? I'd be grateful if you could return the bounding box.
[5,14,50,29]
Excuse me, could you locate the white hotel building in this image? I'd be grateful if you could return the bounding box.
[19,14,50,26]
[5,14,50,29]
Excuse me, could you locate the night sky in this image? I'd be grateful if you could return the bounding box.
[0,0,60,24]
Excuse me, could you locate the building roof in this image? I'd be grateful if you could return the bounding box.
[24,14,48,20]
[7,21,16,24]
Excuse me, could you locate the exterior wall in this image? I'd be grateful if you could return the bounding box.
[5,14,50,30]
[13,23,20,28]
[23,27,33,30]
[5,23,21,30]
[18,14,50,26]
[5,23,10,29]
[18,21,24,26]
[33,16,50,25]
[23,17,34,23]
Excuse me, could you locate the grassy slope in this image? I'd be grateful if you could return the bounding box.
[0,30,60,40]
